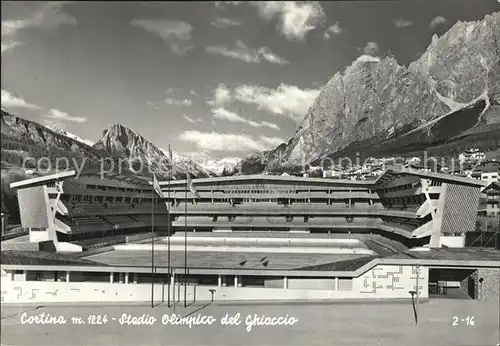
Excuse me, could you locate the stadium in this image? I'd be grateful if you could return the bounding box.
[1,168,499,304]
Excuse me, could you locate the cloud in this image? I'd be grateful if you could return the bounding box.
[46,108,87,123]
[1,4,76,37]
[207,83,233,107]
[394,19,414,28]
[183,114,203,123]
[161,88,194,106]
[257,47,290,65]
[211,17,243,28]
[1,2,76,54]
[212,107,280,130]
[205,40,289,64]
[429,16,447,29]
[147,100,162,110]
[250,1,326,41]
[164,98,193,106]
[1,89,41,109]
[323,21,342,39]
[179,130,284,152]
[130,19,194,55]
[362,41,380,56]
[2,19,32,37]
[1,41,23,53]
[214,1,243,8]
[232,84,320,121]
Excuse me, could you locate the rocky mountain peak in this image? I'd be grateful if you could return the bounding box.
[242,11,500,173]
[93,123,211,179]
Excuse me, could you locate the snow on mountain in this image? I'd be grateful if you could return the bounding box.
[198,157,242,176]
[45,124,95,147]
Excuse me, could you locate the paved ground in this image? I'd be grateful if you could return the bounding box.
[1,299,498,346]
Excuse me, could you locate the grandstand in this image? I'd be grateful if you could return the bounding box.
[1,167,499,304]
[7,171,169,251]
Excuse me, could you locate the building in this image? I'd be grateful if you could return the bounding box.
[7,170,168,252]
[459,148,487,163]
[322,168,342,178]
[2,167,498,304]
[479,182,500,217]
[474,161,500,187]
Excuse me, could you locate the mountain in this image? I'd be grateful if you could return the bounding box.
[93,123,210,179]
[1,109,104,170]
[1,109,108,221]
[169,151,217,177]
[241,12,500,173]
[198,157,242,176]
[1,111,213,219]
[238,150,274,175]
[45,124,95,147]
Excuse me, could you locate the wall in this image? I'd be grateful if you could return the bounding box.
[461,268,500,301]
[1,264,430,303]
[114,243,376,256]
[440,236,465,248]
[1,242,40,251]
[353,264,428,298]
[440,184,481,235]
[17,186,50,229]
[287,279,335,290]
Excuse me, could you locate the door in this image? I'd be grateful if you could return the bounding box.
[467,276,475,299]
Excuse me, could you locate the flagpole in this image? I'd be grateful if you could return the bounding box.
[184,176,188,308]
[167,170,171,308]
[151,187,155,308]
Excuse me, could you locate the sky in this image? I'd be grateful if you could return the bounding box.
[2,0,499,162]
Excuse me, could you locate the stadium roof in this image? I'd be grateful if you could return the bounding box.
[155,174,373,187]
[385,247,500,261]
[374,167,488,187]
[1,248,498,277]
[296,256,377,272]
[10,170,76,189]
[0,250,104,266]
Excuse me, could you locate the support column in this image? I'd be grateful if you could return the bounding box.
[335,277,339,290]
[284,276,288,289]
[234,276,238,288]
[110,272,114,283]
[125,273,129,284]
[66,272,70,283]
[22,270,27,281]
[218,275,222,287]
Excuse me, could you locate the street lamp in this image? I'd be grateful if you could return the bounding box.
[409,290,418,324]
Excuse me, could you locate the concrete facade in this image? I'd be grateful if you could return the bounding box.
[0,264,428,304]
